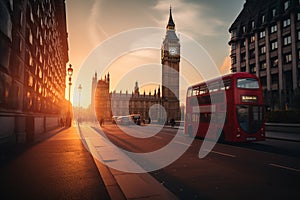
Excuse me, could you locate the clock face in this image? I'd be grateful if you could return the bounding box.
[169,47,177,55]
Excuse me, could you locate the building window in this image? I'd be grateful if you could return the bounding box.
[19,11,24,26]
[298,31,300,40]
[242,26,246,33]
[231,56,236,64]
[250,64,256,73]
[261,15,265,24]
[29,53,33,67]
[29,29,33,44]
[283,18,291,27]
[271,41,278,50]
[271,25,277,33]
[260,46,266,54]
[272,8,276,17]
[260,62,267,71]
[298,13,300,21]
[260,31,266,38]
[283,35,291,45]
[271,74,278,85]
[284,1,290,11]
[284,54,292,63]
[30,9,34,22]
[241,53,246,61]
[250,35,255,43]
[251,21,255,29]
[260,77,267,88]
[250,49,255,58]
[231,29,237,37]
[271,58,278,68]
[232,43,236,50]
[241,39,245,47]
[298,50,300,60]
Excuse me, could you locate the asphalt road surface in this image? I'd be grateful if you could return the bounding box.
[91,123,300,200]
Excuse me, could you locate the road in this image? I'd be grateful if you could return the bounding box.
[87,123,300,200]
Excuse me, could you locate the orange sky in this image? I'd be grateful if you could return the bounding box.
[65,0,242,108]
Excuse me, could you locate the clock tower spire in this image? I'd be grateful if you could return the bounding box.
[161,6,181,122]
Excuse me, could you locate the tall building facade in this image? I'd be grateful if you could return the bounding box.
[229,0,300,110]
[161,7,181,120]
[0,0,69,146]
[94,74,111,121]
[91,72,98,108]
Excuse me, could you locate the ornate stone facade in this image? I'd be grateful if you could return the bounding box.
[0,0,68,145]
[94,8,181,123]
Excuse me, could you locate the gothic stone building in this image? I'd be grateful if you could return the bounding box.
[94,8,181,123]
[0,0,69,146]
[94,73,162,122]
[229,0,300,110]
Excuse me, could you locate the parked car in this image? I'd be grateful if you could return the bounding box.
[116,116,131,125]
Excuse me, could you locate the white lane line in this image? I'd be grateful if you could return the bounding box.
[269,163,300,172]
[204,149,236,158]
[174,141,191,147]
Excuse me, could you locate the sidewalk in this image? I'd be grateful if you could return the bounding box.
[0,126,110,200]
[266,131,300,142]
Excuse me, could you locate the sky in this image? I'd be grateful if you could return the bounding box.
[65,0,245,108]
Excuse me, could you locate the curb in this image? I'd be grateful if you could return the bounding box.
[266,136,300,143]
[92,156,127,200]
[82,125,179,200]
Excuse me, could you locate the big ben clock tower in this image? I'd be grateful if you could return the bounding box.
[161,7,180,122]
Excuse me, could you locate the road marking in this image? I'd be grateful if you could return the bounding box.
[269,163,300,172]
[204,149,236,158]
[174,141,191,147]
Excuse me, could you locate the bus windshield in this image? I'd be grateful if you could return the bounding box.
[237,78,259,89]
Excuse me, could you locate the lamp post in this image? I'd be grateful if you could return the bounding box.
[67,64,73,127]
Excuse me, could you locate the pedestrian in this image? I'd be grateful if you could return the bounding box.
[170,118,175,127]
[100,118,104,127]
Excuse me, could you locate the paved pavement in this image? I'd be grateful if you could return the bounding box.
[0,126,110,200]
[266,131,300,142]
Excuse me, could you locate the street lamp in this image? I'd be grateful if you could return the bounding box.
[67,64,73,102]
[67,64,73,127]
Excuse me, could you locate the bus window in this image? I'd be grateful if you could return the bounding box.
[192,87,199,96]
[237,105,249,133]
[187,88,193,97]
[200,85,208,95]
[200,113,211,123]
[192,113,199,122]
[237,105,264,134]
[237,78,259,89]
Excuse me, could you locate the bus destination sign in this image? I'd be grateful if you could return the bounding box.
[241,95,258,103]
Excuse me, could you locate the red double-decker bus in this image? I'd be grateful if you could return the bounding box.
[185,72,265,142]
